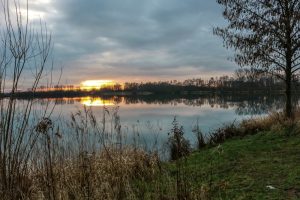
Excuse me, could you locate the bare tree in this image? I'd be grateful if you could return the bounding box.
[0,0,52,198]
[214,0,300,118]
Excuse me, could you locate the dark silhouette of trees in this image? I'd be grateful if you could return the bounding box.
[214,0,300,118]
[7,74,292,99]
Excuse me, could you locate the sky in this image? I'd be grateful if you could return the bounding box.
[24,0,236,84]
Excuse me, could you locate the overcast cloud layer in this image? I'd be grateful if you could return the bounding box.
[27,0,236,84]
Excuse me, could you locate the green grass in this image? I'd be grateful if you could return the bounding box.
[141,130,300,199]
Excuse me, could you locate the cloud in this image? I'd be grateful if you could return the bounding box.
[27,0,236,84]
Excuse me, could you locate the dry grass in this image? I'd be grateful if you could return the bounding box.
[208,110,300,146]
[29,148,160,200]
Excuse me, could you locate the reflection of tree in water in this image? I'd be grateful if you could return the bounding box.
[235,96,282,115]
[235,95,299,115]
[125,95,298,115]
[36,94,299,116]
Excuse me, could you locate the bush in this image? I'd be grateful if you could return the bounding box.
[168,117,191,160]
[208,122,241,145]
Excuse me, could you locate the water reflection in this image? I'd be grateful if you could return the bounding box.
[80,97,115,106]
[42,97,118,106]
[40,94,290,115]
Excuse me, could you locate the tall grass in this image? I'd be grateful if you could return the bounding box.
[27,106,162,199]
[192,118,206,150]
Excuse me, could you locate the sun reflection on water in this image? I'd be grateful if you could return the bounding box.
[80,97,114,106]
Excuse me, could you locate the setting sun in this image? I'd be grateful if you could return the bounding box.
[80,80,115,91]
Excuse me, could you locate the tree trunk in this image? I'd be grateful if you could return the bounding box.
[285,6,293,119]
[285,47,293,119]
[285,72,292,119]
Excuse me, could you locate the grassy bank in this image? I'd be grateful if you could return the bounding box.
[160,130,300,199]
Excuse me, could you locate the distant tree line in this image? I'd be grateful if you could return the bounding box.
[123,69,300,94]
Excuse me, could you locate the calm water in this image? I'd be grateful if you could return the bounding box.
[23,94,286,153]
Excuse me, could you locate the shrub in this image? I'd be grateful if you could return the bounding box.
[208,122,241,145]
[168,117,191,160]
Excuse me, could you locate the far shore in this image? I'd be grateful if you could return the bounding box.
[0,89,287,99]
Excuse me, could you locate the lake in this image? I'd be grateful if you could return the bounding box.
[19,94,287,156]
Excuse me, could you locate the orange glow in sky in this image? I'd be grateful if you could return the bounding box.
[80,80,115,91]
